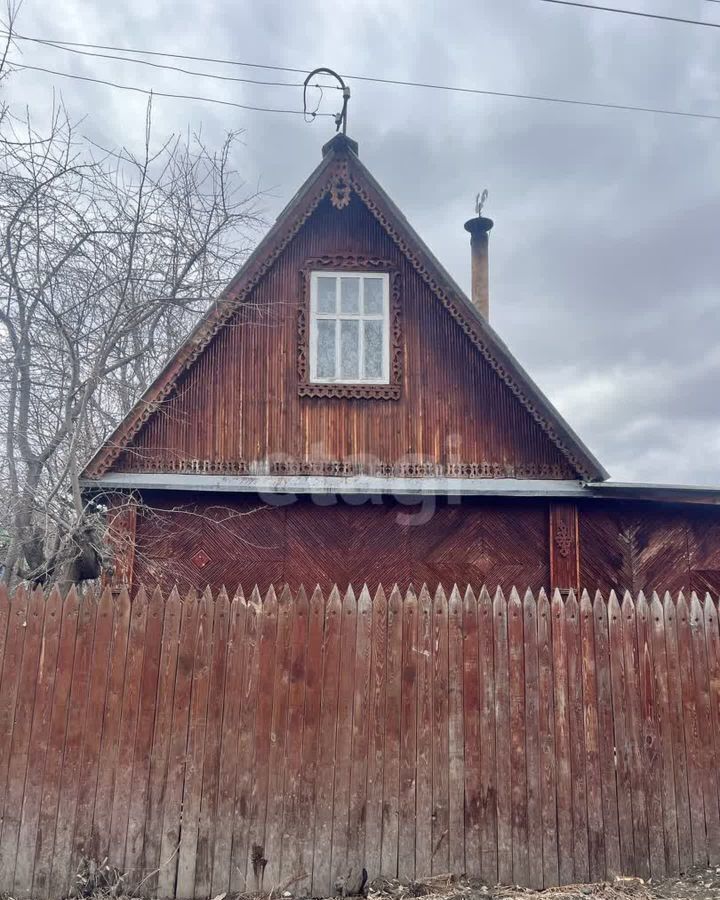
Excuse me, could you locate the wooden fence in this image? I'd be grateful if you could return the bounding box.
[1,583,720,898]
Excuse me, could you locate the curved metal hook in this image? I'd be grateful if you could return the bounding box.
[303,67,350,134]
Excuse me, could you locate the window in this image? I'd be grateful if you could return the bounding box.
[310,271,390,384]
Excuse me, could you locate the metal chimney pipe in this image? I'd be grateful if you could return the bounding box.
[463,215,494,319]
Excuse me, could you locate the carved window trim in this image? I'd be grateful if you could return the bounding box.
[298,255,402,400]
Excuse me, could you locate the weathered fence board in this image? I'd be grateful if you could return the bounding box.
[2,582,720,898]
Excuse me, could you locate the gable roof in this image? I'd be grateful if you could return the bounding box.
[82,133,608,483]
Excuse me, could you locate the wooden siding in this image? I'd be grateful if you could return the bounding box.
[579,501,720,596]
[115,195,575,479]
[130,492,550,594]
[122,493,720,597]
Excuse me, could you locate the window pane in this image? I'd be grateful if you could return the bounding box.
[340,276,360,314]
[364,277,384,314]
[316,319,336,379]
[316,276,337,314]
[363,319,384,379]
[340,319,360,380]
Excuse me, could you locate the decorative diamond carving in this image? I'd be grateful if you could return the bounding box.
[191,549,211,569]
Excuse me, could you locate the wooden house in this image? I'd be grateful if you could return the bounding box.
[81,133,720,595]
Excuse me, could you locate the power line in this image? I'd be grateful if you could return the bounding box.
[6,31,720,123]
[12,33,341,90]
[537,0,720,28]
[11,63,336,117]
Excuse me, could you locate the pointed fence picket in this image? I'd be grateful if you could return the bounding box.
[2,582,720,897]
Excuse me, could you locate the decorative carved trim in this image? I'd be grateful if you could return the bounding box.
[297,255,402,401]
[347,165,593,479]
[549,500,580,591]
[115,455,572,480]
[554,519,573,558]
[329,160,351,209]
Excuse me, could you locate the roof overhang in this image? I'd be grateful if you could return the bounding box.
[82,472,588,498]
[81,472,720,506]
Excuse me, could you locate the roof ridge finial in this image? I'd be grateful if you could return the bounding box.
[303,67,351,135]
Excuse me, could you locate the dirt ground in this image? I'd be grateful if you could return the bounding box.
[362,868,720,900]
[51,864,720,900]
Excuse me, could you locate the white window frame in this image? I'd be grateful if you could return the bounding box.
[309,270,391,385]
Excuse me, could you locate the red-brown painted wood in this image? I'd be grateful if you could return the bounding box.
[0,587,45,890]
[523,589,543,889]
[689,593,720,866]
[381,585,403,877]
[676,593,706,867]
[0,585,29,870]
[608,591,634,875]
[478,586,497,885]
[551,589,573,886]
[415,586,433,879]
[398,587,418,879]
[622,592,649,879]
[211,592,246,894]
[49,589,97,897]
[636,592,666,877]
[13,587,62,896]
[108,587,148,874]
[176,590,215,899]
[508,588,528,886]
[90,588,131,872]
[264,586,294,891]
[650,593,680,875]
[32,588,80,900]
[330,587,358,887]
[663,592,693,873]
[125,586,165,884]
[580,590,604,882]
[347,585,372,878]
[704,595,720,872]
[194,588,230,897]
[71,588,114,871]
[462,587,481,879]
[157,590,199,899]
[143,586,183,895]
[312,587,341,897]
[430,586,449,876]
[365,586,388,882]
[280,587,310,887]
[8,584,720,899]
[566,591,589,882]
[494,588,512,886]
[230,590,262,894]
[593,592,621,879]
[295,586,324,896]
[448,588,465,877]
[537,589,559,888]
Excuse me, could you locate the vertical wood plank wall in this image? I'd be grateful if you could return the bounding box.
[2,582,720,898]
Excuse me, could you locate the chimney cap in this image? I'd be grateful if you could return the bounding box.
[464,216,494,237]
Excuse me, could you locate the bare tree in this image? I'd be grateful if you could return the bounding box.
[0,76,265,585]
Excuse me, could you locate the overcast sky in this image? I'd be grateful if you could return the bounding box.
[7,0,720,485]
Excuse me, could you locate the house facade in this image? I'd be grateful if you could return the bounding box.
[82,134,720,594]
